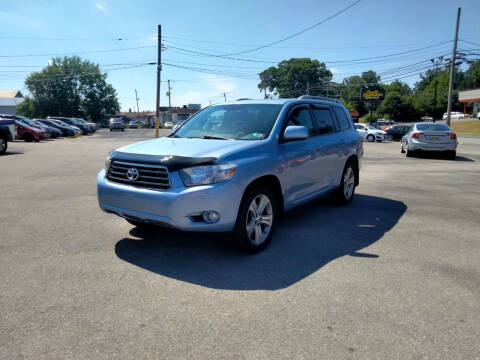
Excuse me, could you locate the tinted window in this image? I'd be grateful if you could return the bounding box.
[312,108,336,134]
[287,107,315,136]
[416,124,450,131]
[333,107,351,131]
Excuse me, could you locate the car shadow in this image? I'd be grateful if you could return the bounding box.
[2,151,24,156]
[115,194,407,290]
[413,152,474,162]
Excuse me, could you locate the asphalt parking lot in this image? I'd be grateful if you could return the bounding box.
[1,129,479,359]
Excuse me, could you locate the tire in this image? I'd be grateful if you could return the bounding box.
[34,139,40,143]
[400,143,406,153]
[332,161,357,205]
[110,128,112,132]
[0,137,7,154]
[367,134,375,142]
[121,128,124,131]
[233,184,277,253]
[24,134,34,142]
[447,151,456,160]
[406,147,415,157]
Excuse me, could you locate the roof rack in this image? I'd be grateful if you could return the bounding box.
[297,95,342,104]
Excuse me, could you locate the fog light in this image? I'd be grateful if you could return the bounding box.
[202,211,220,223]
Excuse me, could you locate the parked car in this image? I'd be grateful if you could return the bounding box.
[442,112,464,120]
[384,124,411,141]
[13,119,47,142]
[86,122,98,132]
[53,120,82,136]
[0,119,17,154]
[36,119,76,137]
[31,119,62,138]
[401,122,457,159]
[98,96,363,253]
[129,120,139,128]
[354,123,388,142]
[109,118,125,131]
[164,121,174,129]
[48,117,91,135]
[477,111,480,119]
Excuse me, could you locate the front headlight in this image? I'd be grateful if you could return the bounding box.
[179,163,237,186]
[105,151,113,171]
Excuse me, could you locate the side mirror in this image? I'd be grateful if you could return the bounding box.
[283,125,309,141]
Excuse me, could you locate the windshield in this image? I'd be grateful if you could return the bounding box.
[173,104,282,140]
[15,119,30,127]
[417,124,450,131]
[16,116,36,126]
[367,125,380,130]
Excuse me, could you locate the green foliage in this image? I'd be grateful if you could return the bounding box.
[258,58,332,98]
[461,60,480,90]
[16,96,36,118]
[17,56,119,121]
[358,112,383,123]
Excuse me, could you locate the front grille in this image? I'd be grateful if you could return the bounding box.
[106,160,170,190]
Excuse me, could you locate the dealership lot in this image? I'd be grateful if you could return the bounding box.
[1,130,479,359]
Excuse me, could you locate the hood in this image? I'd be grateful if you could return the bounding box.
[116,137,258,159]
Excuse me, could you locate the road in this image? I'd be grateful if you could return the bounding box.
[1,129,479,359]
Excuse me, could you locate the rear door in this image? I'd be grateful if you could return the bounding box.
[310,105,342,187]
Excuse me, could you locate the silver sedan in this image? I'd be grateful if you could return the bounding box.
[401,122,457,159]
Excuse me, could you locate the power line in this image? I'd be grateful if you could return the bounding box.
[0,45,156,58]
[221,0,362,56]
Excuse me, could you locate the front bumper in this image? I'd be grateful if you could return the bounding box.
[97,169,242,232]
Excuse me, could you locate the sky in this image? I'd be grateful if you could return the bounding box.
[0,0,479,112]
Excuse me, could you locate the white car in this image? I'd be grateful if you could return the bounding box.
[401,122,457,159]
[442,112,464,120]
[354,123,388,142]
[164,121,174,129]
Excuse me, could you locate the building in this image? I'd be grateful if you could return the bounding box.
[458,89,480,116]
[118,105,200,126]
[0,90,25,115]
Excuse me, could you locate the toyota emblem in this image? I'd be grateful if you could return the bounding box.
[126,167,140,181]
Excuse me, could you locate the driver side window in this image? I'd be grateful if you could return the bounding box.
[287,107,315,136]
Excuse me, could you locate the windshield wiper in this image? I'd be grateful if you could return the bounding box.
[198,135,229,140]
[168,134,181,138]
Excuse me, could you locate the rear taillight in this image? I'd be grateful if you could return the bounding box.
[448,133,457,140]
[411,132,423,139]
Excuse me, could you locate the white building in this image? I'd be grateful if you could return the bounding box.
[0,90,25,115]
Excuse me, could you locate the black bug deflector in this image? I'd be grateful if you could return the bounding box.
[110,151,217,172]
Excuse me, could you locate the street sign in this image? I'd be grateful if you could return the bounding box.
[362,89,385,100]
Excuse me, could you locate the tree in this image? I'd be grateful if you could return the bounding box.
[258,58,332,98]
[461,60,480,90]
[17,56,119,121]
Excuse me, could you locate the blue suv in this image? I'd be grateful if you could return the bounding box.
[97,96,363,253]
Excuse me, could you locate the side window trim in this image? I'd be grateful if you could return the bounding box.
[279,103,312,143]
[309,104,339,134]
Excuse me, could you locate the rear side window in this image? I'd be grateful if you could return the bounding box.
[312,108,336,134]
[287,107,315,136]
[333,107,352,131]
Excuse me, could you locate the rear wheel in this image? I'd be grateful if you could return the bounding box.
[447,151,456,160]
[332,161,357,205]
[405,146,415,157]
[233,184,277,253]
[24,134,34,142]
[0,137,7,154]
[367,134,375,142]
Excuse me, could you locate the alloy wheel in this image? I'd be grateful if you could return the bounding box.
[343,166,355,200]
[245,194,273,245]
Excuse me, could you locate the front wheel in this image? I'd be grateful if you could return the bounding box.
[0,137,7,154]
[332,162,357,205]
[367,134,375,142]
[233,185,277,253]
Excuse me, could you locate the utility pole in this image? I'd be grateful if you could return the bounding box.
[430,57,442,122]
[446,7,461,127]
[222,92,227,102]
[306,82,310,95]
[264,88,267,99]
[167,80,172,108]
[155,24,162,138]
[134,89,140,113]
